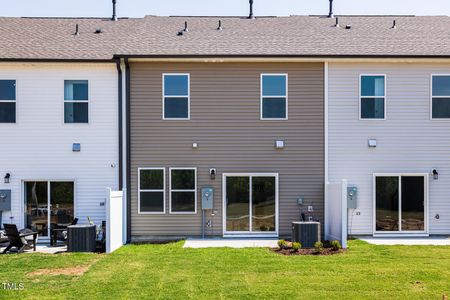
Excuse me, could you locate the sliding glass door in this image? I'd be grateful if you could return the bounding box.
[375,175,426,234]
[224,174,278,235]
[24,181,74,239]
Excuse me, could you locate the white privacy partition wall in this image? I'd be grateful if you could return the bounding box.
[325,180,348,248]
[106,188,126,253]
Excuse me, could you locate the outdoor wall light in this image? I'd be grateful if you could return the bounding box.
[368,139,377,148]
[275,140,285,149]
[192,142,199,149]
[4,173,10,184]
[432,169,439,180]
[210,168,216,180]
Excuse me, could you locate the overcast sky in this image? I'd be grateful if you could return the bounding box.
[1,0,449,18]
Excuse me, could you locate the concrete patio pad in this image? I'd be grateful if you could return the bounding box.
[359,236,450,246]
[183,238,278,248]
[0,243,67,254]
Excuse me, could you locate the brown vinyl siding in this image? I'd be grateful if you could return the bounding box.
[130,62,324,239]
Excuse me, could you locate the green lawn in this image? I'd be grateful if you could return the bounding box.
[1,240,449,299]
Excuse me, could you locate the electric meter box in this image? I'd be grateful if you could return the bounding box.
[347,186,358,209]
[201,187,214,210]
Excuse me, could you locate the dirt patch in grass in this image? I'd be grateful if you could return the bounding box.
[27,259,99,277]
[271,247,345,256]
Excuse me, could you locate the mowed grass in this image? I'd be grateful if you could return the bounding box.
[0,240,449,299]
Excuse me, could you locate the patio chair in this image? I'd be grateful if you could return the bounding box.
[51,218,78,246]
[2,224,37,254]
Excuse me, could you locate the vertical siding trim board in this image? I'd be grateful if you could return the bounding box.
[138,168,166,215]
[169,167,198,215]
[372,173,429,237]
[324,62,329,239]
[359,74,387,121]
[125,58,131,242]
[116,59,123,190]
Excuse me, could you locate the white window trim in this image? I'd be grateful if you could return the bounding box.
[138,167,166,215]
[63,79,90,125]
[169,167,197,214]
[430,74,450,120]
[162,73,191,120]
[0,79,17,124]
[260,73,288,121]
[222,173,279,237]
[372,173,429,237]
[21,179,77,240]
[359,74,387,121]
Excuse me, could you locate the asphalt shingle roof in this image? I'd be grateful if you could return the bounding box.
[1,15,450,60]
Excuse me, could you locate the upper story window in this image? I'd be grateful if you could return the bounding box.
[163,74,190,120]
[170,168,197,214]
[360,75,386,120]
[0,80,16,123]
[431,75,450,119]
[261,74,288,120]
[139,168,165,214]
[64,80,88,123]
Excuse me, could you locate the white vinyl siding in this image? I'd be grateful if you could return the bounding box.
[328,63,450,235]
[0,63,118,228]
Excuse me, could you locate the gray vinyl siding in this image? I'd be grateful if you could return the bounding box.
[328,62,450,235]
[130,62,324,239]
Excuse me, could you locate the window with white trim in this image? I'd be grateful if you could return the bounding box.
[360,75,385,119]
[139,168,165,213]
[64,80,88,123]
[432,75,450,119]
[261,74,288,120]
[0,80,16,123]
[163,74,190,119]
[170,168,197,213]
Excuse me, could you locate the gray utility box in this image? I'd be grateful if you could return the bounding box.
[201,187,214,210]
[0,190,11,211]
[292,221,321,248]
[347,186,358,209]
[67,225,96,252]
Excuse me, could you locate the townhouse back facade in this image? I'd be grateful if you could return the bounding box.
[1,13,450,242]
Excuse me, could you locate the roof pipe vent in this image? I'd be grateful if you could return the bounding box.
[392,20,397,29]
[335,17,339,27]
[74,24,80,36]
[328,0,334,18]
[249,0,255,19]
[184,21,189,32]
[112,0,118,21]
[217,20,223,31]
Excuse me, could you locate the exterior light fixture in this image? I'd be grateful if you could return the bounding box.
[192,142,198,149]
[368,139,377,148]
[209,168,216,180]
[275,140,285,149]
[4,173,10,184]
[432,169,439,180]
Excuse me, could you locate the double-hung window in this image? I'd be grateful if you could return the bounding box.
[360,75,386,119]
[139,168,165,214]
[163,74,190,120]
[431,75,450,119]
[64,80,89,123]
[170,168,197,214]
[0,80,16,123]
[261,74,288,120]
